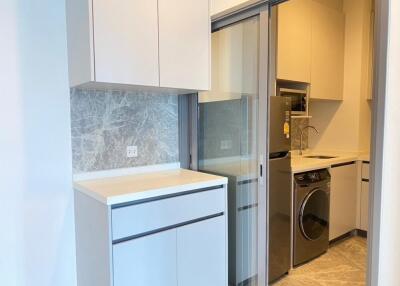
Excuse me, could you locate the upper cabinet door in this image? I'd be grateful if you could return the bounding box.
[366,10,375,100]
[310,1,345,100]
[92,0,159,86]
[277,0,312,83]
[158,0,211,90]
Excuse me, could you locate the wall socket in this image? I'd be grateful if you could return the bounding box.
[127,145,138,158]
[220,140,233,150]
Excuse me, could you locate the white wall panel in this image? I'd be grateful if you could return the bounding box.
[375,1,400,285]
[0,1,75,285]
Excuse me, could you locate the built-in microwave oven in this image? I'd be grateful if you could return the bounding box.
[277,87,308,116]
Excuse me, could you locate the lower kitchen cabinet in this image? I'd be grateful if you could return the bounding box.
[329,162,358,240]
[177,216,227,286]
[113,230,177,286]
[360,161,370,231]
[74,183,228,286]
[228,178,258,285]
[236,207,257,283]
[113,216,226,286]
[360,181,369,231]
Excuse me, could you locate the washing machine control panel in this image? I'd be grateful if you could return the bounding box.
[294,169,330,185]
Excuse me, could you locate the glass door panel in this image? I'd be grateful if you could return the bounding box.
[198,16,260,286]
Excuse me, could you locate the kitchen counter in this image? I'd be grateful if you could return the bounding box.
[74,168,228,205]
[291,151,369,173]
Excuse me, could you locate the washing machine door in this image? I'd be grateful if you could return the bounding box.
[299,188,329,241]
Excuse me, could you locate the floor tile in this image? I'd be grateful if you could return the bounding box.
[272,236,367,286]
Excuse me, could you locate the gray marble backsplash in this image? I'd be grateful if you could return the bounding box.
[198,97,257,160]
[291,117,309,151]
[70,88,179,173]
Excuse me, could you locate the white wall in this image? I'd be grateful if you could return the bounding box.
[375,1,400,284]
[309,0,372,153]
[0,1,76,286]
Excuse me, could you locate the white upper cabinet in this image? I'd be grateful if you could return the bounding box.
[93,0,159,87]
[66,0,210,91]
[366,10,375,100]
[159,0,210,90]
[277,0,312,83]
[276,0,345,100]
[310,1,345,100]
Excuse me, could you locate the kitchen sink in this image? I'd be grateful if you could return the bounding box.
[304,155,337,159]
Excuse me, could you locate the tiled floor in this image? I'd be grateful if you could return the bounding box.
[272,236,367,286]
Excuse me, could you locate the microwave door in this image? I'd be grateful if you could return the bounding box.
[290,96,304,113]
[279,88,308,115]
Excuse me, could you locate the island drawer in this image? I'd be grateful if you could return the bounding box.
[111,186,225,241]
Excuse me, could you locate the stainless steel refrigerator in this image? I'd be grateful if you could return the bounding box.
[268,96,292,283]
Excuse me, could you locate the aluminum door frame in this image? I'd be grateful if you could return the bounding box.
[258,8,269,286]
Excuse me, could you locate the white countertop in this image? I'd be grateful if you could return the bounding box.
[291,151,370,173]
[74,168,228,205]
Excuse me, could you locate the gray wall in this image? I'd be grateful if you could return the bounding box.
[199,99,242,160]
[70,88,179,173]
[198,97,257,161]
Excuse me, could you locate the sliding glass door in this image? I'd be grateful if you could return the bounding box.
[197,7,269,285]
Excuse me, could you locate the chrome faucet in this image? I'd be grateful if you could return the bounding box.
[299,125,319,155]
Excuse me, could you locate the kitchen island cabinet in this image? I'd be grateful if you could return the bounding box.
[74,169,228,286]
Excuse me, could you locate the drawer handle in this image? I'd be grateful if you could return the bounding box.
[112,185,224,209]
[112,212,224,245]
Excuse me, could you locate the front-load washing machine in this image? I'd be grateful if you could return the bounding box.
[293,169,330,267]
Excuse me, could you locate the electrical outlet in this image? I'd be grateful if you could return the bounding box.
[220,140,232,150]
[127,145,138,158]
